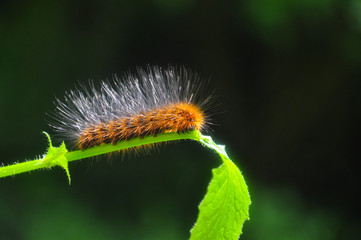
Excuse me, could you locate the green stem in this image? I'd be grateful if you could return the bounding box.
[66,130,201,162]
[0,159,44,177]
[0,131,201,178]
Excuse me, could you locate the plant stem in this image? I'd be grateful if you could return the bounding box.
[66,130,201,162]
[0,131,201,178]
[0,159,44,177]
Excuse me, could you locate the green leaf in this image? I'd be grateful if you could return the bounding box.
[190,135,251,240]
[42,132,71,184]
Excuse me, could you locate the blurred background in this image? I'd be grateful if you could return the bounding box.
[1,0,360,239]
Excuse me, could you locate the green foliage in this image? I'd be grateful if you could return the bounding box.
[42,132,70,184]
[0,131,251,240]
[190,135,251,239]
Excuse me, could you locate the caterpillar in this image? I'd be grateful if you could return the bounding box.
[50,66,211,150]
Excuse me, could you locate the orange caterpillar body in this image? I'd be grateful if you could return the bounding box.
[79,103,205,149]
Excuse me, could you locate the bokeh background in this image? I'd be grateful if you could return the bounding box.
[1,0,360,239]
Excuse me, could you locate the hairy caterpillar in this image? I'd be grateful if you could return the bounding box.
[50,66,211,150]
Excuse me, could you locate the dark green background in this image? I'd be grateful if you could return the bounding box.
[1,0,360,239]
